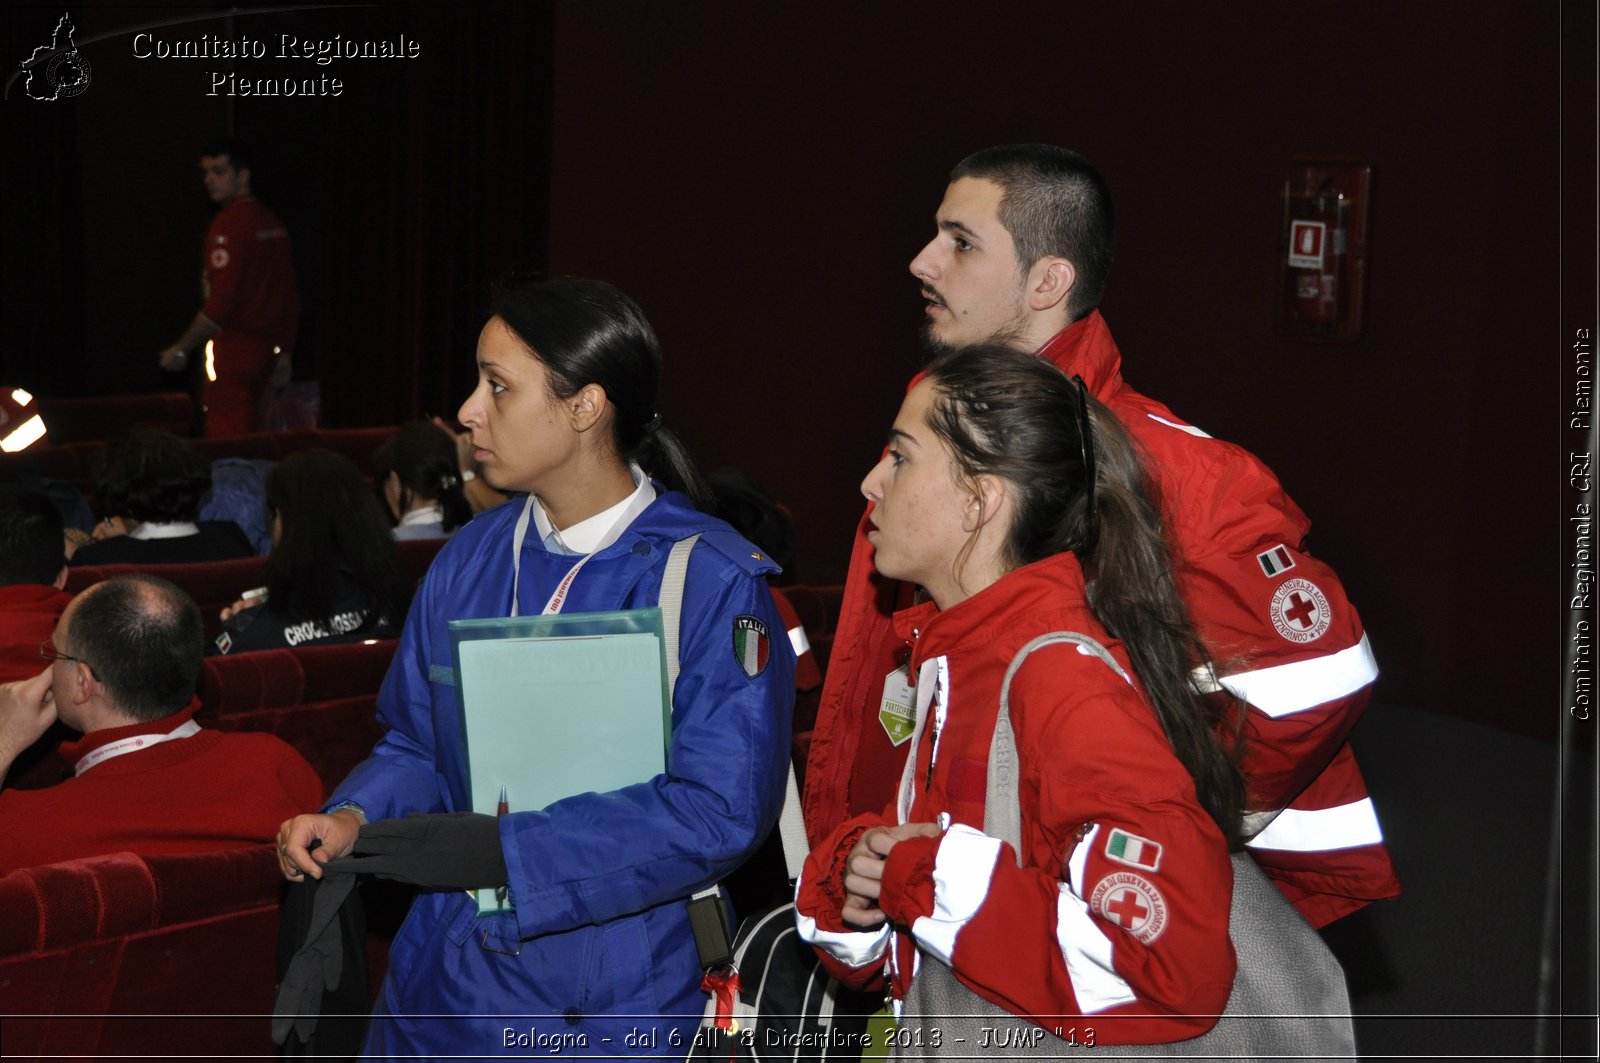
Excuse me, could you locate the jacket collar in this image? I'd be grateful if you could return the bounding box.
[1036,310,1125,402]
[890,552,1095,670]
[60,699,203,762]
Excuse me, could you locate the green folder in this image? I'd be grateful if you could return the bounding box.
[449,607,672,914]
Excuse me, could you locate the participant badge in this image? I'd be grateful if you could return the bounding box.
[879,665,915,745]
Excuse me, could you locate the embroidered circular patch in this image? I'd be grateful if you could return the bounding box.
[1270,577,1332,643]
[1090,872,1168,944]
[731,615,771,678]
[210,247,230,269]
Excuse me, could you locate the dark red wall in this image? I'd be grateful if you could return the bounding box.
[543,1,1569,735]
[4,1,1584,739]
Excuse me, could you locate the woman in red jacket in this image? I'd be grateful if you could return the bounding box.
[795,345,1245,1048]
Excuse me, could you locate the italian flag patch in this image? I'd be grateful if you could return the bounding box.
[732,615,771,678]
[1256,544,1296,578]
[1105,828,1163,872]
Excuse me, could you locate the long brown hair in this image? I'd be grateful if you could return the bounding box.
[922,344,1245,847]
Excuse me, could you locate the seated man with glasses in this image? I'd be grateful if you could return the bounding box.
[0,574,322,874]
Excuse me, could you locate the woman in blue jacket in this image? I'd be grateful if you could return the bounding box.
[277,277,794,1056]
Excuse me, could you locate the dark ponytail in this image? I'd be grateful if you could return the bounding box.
[490,275,708,507]
[372,420,473,532]
[922,344,1245,847]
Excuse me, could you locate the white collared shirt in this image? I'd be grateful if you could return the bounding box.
[532,465,656,556]
[129,521,200,540]
[397,504,444,529]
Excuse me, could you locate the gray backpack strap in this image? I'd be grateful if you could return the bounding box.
[660,534,700,701]
[990,632,1128,864]
[776,762,808,880]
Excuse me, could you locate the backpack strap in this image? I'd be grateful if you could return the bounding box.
[660,534,700,701]
[990,632,1129,864]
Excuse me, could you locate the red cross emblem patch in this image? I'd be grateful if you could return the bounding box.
[1090,871,1168,944]
[1270,578,1332,643]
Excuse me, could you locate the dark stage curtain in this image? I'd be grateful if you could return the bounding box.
[302,0,554,427]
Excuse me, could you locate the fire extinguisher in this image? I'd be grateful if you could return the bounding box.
[1280,160,1370,344]
[1288,182,1345,324]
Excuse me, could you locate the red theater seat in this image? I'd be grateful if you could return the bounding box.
[64,537,444,644]
[196,640,398,792]
[66,555,269,643]
[0,846,283,1059]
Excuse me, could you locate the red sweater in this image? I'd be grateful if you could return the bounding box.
[0,703,323,874]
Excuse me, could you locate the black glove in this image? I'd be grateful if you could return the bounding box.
[323,812,508,890]
[271,869,358,1047]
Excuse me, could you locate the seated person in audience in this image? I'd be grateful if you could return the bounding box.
[0,574,323,873]
[705,467,820,691]
[0,486,73,683]
[372,420,473,539]
[705,467,797,584]
[70,429,254,566]
[212,450,408,655]
[429,414,511,513]
[200,457,276,554]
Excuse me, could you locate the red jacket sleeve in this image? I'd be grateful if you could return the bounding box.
[876,657,1236,1044]
[794,814,893,991]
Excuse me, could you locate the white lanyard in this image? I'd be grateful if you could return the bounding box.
[509,493,646,617]
[74,719,202,776]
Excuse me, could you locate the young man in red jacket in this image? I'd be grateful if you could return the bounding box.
[157,139,299,438]
[804,144,1397,927]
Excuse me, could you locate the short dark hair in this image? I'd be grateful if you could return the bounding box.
[200,136,253,173]
[93,430,211,524]
[263,449,409,627]
[0,485,65,586]
[490,275,708,505]
[372,421,472,533]
[67,575,203,723]
[950,144,1115,321]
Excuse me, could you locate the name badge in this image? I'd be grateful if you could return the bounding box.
[878,664,915,746]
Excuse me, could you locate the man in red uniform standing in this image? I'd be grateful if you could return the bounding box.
[804,144,1398,927]
[157,139,299,438]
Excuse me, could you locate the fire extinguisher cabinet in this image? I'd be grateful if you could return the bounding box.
[1280,159,1372,344]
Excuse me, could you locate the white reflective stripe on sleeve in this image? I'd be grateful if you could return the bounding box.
[1145,413,1212,438]
[1057,822,1135,1011]
[788,624,811,656]
[1055,882,1137,1012]
[1065,823,1101,898]
[1245,798,1385,853]
[1191,633,1378,718]
[794,902,892,968]
[910,824,1002,965]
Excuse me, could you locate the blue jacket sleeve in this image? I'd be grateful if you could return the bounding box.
[499,554,795,939]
